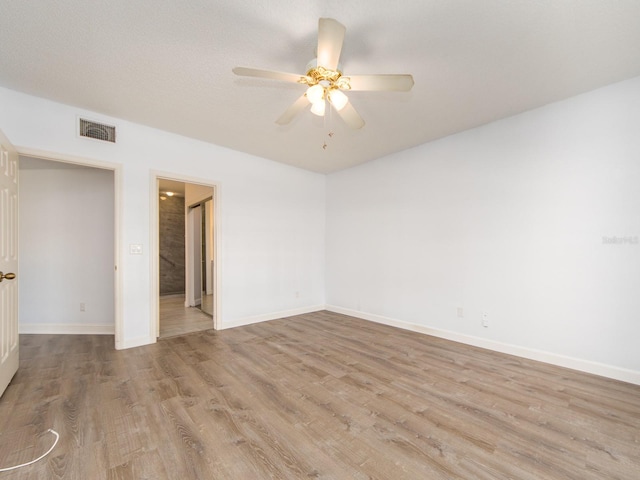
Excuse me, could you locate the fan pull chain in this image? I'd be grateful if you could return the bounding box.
[322,130,335,150]
[322,101,335,150]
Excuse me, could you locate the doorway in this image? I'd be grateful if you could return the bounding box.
[155,176,217,338]
[17,153,119,341]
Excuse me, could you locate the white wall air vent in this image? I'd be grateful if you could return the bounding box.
[79,118,116,143]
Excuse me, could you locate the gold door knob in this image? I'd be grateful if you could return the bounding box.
[0,271,16,282]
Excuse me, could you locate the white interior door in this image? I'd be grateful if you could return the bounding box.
[0,130,19,398]
[187,205,202,307]
[193,205,202,306]
[204,199,213,296]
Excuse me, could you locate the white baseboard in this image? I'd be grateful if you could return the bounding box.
[325,305,640,386]
[219,305,325,330]
[116,335,155,350]
[19,323,115,335]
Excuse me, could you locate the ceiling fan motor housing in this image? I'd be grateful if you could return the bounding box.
[302,62,351,91]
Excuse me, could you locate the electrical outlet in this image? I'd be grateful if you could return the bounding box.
[80,302,86,312]
[457,307,464,318]
[295,291,300,298]
[482,311,489,327]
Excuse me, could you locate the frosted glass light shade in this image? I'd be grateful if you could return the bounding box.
[306,84,325,104]
[310,100,326,116]
[328,89,348,111]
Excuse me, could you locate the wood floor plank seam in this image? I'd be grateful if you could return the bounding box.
[1,311,639,479]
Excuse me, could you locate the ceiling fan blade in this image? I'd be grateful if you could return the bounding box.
[233,67,303,84]
[275,94,310,125]
[317,18,346,71]
[347,74,415,92]
[337,102,365,129]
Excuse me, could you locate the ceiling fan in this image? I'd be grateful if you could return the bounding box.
[233,18,414,129]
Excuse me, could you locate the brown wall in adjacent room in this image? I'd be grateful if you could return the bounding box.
[159,196,185,295]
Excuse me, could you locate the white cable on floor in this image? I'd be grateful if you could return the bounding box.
[0,428,59,472]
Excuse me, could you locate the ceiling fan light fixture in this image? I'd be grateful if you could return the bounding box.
[306,84,325,104]
[328,88,348,111]
[310,100,326,116]
[233,18,413,129]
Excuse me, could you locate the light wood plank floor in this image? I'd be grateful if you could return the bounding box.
[159,295,213,338]
[1,311,639,479]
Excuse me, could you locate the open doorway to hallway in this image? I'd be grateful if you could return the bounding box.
[157,177,217,338]
[18,156,116,336]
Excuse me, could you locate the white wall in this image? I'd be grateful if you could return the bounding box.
[0,86,326,348]
[4,76,639,382]
[326,76,640,379]
[19,160,115,333]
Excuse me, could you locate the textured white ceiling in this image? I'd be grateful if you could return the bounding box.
[1,1,640,173]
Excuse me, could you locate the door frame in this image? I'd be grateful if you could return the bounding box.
[186,203,203,307]
[15,147,123,348]
[150,171,220,337]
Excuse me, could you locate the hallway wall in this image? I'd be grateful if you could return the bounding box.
[19,157,115,333]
